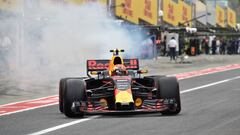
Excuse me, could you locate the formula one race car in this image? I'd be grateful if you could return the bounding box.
[59,49,181,117]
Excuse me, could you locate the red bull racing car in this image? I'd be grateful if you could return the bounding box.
[59,49,181,117]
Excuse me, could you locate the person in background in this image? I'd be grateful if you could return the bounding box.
[216,38,221,54]
[227,39,232,54]
[161,36,167,56]
[179,36,184,55]
[167,37,177,61]
[238,38,240,54]
[220,38,226,55]
[234,39,239,54]
[211,37,217,55]
[204,37,209,54]
[156,36,161,56]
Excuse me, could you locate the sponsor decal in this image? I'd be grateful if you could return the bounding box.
[227,7,236,28]
[216,5,225,27]
[87,59,139,71]
[167,3,175,22]
[182,6,188,22]
[178,0,192,26]
[87,60,109,70]
[144,0,152,19]
[123,0,133,17]
[163,0,178,26]
[115,0,139,24]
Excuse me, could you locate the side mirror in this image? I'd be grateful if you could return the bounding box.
[90,71,100,75]
[137,69,148,74]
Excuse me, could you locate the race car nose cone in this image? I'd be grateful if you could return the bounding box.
[115,90,134,104]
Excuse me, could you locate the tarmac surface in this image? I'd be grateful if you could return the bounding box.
[0,68,239,135]
[141,54,240,75]
[0,54,239,105]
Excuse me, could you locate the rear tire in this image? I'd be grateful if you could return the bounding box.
[157,77,181,115]
[63,79,86,118]
[144,75,166,80]
[144,75,166,87]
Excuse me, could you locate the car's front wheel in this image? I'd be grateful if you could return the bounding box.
[63,79,86,118]
[157,77,181,115]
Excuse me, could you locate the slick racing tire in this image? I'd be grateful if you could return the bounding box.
[144,75,166,87]
[144,75,166,79]
[157,77,181,115]
[59,77,88,113]
[59,78,67,113]
[63,79,86,118]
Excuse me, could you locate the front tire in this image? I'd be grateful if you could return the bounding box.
[59,78,67,113]
[157,77,181,115]
[63,79,86,118]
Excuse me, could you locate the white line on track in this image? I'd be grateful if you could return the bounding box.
[180,76,240,94]
[27,116,100,135]
[1,65,239,117]
[27,76,240,135]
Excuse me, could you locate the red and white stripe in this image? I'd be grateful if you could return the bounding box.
[0,64,239,116]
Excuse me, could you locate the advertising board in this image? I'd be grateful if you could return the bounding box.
[162,0,178,26]
[227,7,236,28]
[138,0,158,25]
[216,5,225,27]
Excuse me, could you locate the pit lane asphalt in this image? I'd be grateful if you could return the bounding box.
[0,69,240,135]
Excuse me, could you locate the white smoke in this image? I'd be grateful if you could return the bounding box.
[2,2,144,91]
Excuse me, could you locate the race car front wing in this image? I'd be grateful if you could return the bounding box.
[71,98,177,114]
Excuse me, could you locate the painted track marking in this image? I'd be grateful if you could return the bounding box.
[180,76,240,94]
[27,76,240,135]
[27,116,100,135]
[0,96,58,116]
[0,64,240,116]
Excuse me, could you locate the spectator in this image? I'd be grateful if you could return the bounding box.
[156,36,161,56]
[238,38,240,54]
[227,39,234,55]
[212,37,217,55]
[161,36,167,56]
[179,36,184,55]
[204,37,210,55]
[220,39,226,55]
[234,39,239,54]
[167,37,177,61]
[216,38,221,54]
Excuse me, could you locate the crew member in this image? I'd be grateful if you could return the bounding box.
[167,37,177,61]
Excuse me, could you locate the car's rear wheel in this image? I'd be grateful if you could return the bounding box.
[144,75,166,80]
[63,79,86,118]
[157,77,181,115]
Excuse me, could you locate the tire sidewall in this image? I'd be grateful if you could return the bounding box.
[63,79,86,117]
[157,76,181,115]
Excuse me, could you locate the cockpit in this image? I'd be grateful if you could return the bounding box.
[112,64,128,76]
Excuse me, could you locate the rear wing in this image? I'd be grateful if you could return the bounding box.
[87,59,139,73]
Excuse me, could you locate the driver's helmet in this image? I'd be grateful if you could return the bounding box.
[112,64,127,76]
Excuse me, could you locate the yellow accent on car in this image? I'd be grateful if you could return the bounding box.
[115,90,134,104]
[135,98,142,107]
[99,98,108,107]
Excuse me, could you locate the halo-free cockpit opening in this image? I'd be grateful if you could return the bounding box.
[113,57,122,65]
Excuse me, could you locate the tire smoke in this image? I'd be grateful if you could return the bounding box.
[2,2,144,91]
